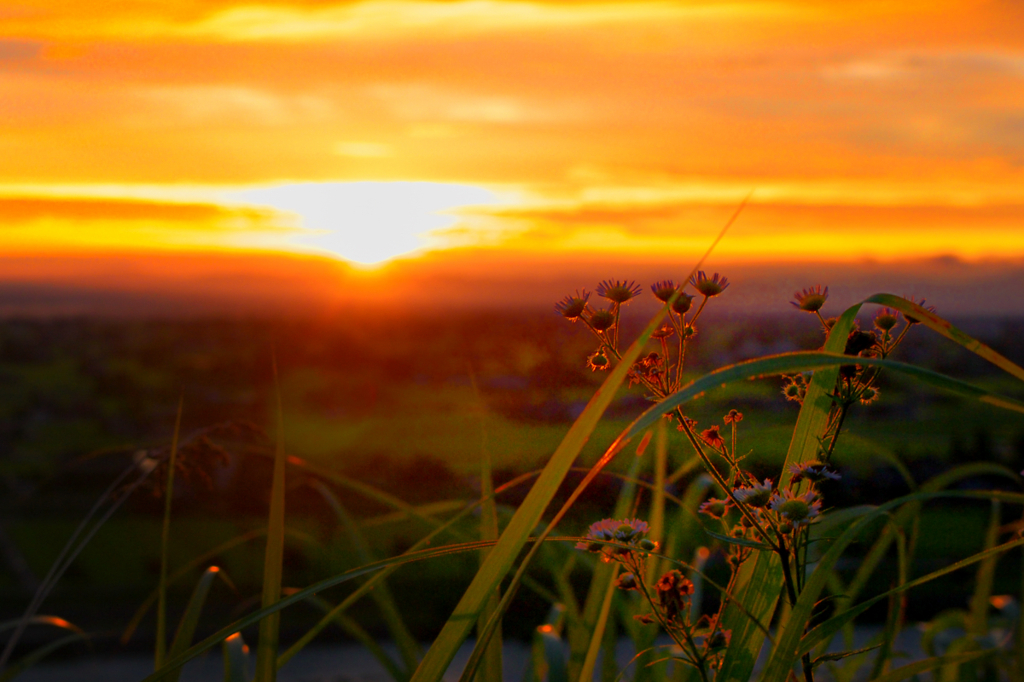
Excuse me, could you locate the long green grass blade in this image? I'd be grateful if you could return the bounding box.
[835,462,1019,633]
[140,538,501,682]
[763,490,1024,681]
[123,527,319,646]
[864,293,1024,381]
[156,394,183,670]
[277,475,540,667]
[0,632,91,682]
[471,369,503,682]
[309,480,421,675]
[719,302,871,681]
[223,633,249,682]
[968,500,1001,636]
[572,455,644,682]
[0,615,83,636]
[163,566,225,682]
[409,300,668,682]
[284,588,407,682]
[254,355,287,682]
[863,649,994,682]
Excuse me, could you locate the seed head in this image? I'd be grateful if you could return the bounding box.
[650,280,680,303]
[651,325,675,339]
[671,293,695,314]
[791,285,829,313]
[554,290,590,321]
[859,386,879,404]
[587,350,610,372]
[597,279,643,304]
[616,572,640,591]
[588,308,616,332]
[845,330,877,356]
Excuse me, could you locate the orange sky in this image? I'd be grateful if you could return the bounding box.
[2,0,1024,302]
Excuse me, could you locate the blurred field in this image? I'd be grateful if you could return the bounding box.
[0,309,1022,654]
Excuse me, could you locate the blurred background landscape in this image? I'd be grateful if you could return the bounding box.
[3,0,1024,670]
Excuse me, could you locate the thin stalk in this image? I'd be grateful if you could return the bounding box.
[155,394,184,669]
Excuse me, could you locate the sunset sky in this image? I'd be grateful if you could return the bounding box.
[2,0,1024,313]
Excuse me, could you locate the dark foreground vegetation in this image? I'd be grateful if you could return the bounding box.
[0,307,1022,678]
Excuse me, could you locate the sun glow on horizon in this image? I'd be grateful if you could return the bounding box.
[230,181,501,265]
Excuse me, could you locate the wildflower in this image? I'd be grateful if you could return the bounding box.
[698,497,730,519]
[650,280,679,302]
[769,490,822,528]
[874,308,898,332]
[689,271,730,297]
[597,279,643,304]
[791,285,828,313]
[724,409,743,424]
[616,572,640,591]
[576,518,650,552]
[733,479,773,508]
[901,296,936,325]
[613,519,650,542]
[588,308,616,332]
[639,538,658,552]
[655,570,694,621]
[671,293,695,315]
[789,461,841,484]
[554,290,589,321]
[651,325,675,339]
[700,425,725,449]
[587,350,610,371]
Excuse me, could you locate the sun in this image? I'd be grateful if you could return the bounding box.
[232,181,498,266]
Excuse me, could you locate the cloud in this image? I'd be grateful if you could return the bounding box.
[0,196,287,228]
[134,85,336,125]
[0,39,42,61]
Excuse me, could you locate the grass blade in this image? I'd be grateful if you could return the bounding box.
[572,455,644,682]
[0,632,90,682]
[163,566,225,682]
[140,539,505,682]
[968,500,1001,636]
[254,354,287,682]
[762,490,1024,681]
[409,300,669,682]
[864,649,994,682]
[471,369,503,682]
[308,480,421,676]
[284,588,407,682]
[719,302,860,681]
[223,633,249,682]
[156,394,184,670]
[864,293,1024,381]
